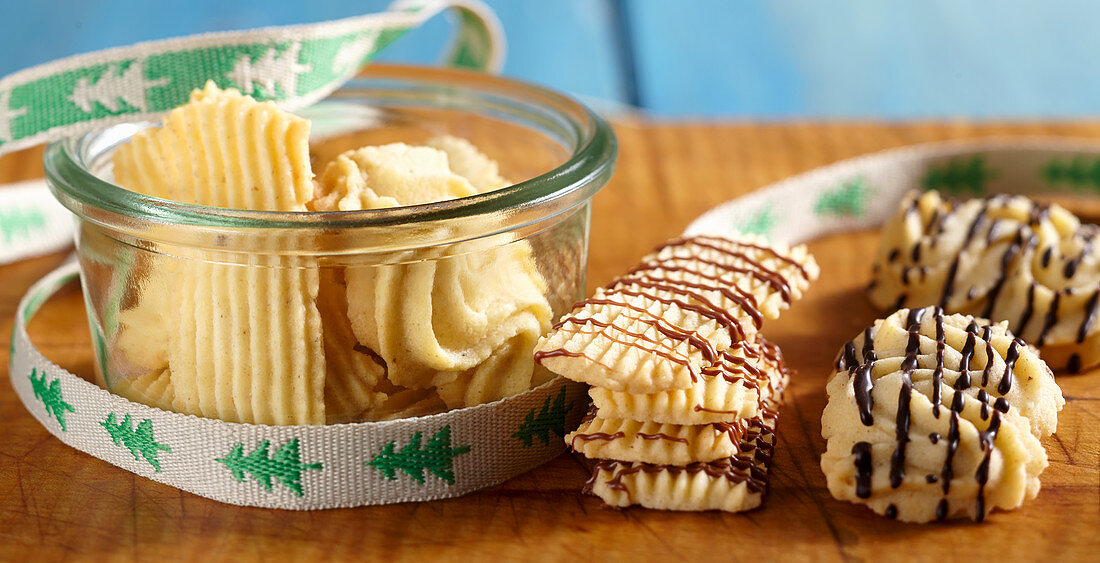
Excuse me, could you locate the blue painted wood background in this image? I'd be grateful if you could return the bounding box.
[4,0,1100,118]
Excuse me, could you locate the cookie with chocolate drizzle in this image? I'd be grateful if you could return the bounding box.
[534,234,817,393]
[821,307,1064,522]
[869,190,1099,373]
[588,336,788,425]
[584,403,778,512]
[537,233,816,513]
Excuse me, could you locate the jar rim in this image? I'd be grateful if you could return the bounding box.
[43,64,617,231]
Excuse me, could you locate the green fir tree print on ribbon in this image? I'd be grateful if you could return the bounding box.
[922,155,994,196]
[513,386,572,447]
[1040,156,1100,193]
[736,205,777,238]
[28,368,75,431]
[217,439,323,497]
[0,206,46,245]
[101,413,171,471]
[367,426,470,485]
[0,0,503,155]
[814,176,875,218]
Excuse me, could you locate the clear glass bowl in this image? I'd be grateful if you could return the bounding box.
[43,64,617,425]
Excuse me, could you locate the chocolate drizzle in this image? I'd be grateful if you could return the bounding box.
[932,310,946,417]
[585,417,776,500]
[533,348,586,363]
[940,411,959,494]
[1067,354,1082,374]
[570,431,625,450]
[937,210,988,309]
[1080,289,1099,344]
[627,255,793,303]
[603,284,745,339]
[999,339,1020,396]
[973,412,1002,523]
[1037,292,1061,347]
[545,314,700,370]
[890,308,926,488]
[852,326,878,426]
[660,235,810,278]
[1018,282,1037,335]
[852,441,874,499]
[983,231,1032,319]
[980,325,995,387]
[955,321,978,390]
[636,432,690,444]
[611,275,762,332]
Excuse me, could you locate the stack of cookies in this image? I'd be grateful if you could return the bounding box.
[534,234,818,511]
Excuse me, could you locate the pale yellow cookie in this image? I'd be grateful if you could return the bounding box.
[535,234,817,394]
[366,387,447,421]
[110,369,174,412]
[311,146,553,403]
[585,414,776,512]
[332,142,478,206]
[567,407,754,465]
[632,234,819,321]
[113,262,175,375]
[870,190,1100,372]
[821,307,1064,522]
[113,82,327,425]
[317,271,387,424]
[589,338,789,425]
[426,135,508,192]
[535,284,736,393]
[434,316,548,409]
[342,240,551,392]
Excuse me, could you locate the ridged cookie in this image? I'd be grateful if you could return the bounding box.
[535,234,818,394]
[113,83,327,425]
[584,411,776,512]
[588,337,789,425]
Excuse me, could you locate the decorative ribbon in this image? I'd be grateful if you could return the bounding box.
[686,138,1100,243]
[11,138,1098,508]
[0,0,503,265]
[12,261,588,508]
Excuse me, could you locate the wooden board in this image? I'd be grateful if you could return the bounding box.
[1,122,1097,561]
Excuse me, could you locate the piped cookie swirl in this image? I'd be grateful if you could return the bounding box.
[870,190,1100,373]
[821,306,1064,522]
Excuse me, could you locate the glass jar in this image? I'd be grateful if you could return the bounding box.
[43,64,617,426]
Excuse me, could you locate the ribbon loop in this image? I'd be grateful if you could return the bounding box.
[0,0,503,158]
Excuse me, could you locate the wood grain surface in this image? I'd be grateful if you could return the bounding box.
[2,121,1098,562]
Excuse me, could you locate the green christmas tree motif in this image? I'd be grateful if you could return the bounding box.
[366,426,470,485]
[922,155,994,196]
[1040,156,1100,193]
[28,368,75,431]
[513,386,573,447]
[814,177,875,218]
[736,205,777,238]
[217,439,322,497]
[100,413,171,471]
[0,206,46,244]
